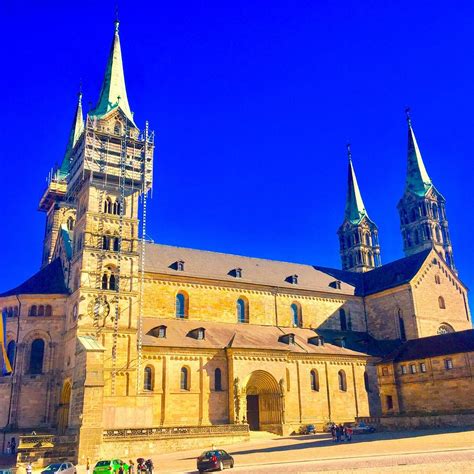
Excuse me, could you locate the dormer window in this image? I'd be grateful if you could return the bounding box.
[177,260,185,271]
[308,336,324,346]
[279,333,295,345]
[187,327,206,340]
[329,280,342,289]
[235,268,242,278]
[149,325,167,338]
[286,274,298,284]
[197,328,205,340]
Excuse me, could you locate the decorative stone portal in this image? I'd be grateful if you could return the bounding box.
[244,370,283,435]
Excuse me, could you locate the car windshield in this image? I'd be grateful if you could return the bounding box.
[95,461,111,467]
[202,451,220,458]
[45,465,62,471]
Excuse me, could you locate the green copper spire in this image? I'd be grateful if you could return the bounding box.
[345,144,369,224]
[58,91,84,179]
[89,19,135,125]
[405,109,432,196]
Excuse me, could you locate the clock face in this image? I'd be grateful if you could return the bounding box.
[88,296,110,327]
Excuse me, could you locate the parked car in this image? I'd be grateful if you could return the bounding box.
[350,422,376,434]
[197,450,234,472]
[41,463,76,474]
[298,424,316,435]
[93,460,129,474]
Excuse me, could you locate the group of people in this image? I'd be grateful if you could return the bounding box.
[3,437,16,454]
[329,423,353,442]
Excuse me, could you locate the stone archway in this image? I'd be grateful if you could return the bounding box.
[57,380,72,434]
[244,370,282,434]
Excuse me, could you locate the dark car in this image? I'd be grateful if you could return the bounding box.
[197,450,234,472]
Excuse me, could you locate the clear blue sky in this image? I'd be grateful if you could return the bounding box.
[0,1,473,299]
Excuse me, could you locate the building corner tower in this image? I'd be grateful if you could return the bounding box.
[338,145,381,272]
[397,110,455,272]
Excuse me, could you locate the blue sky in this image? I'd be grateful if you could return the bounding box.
[0,1,473,299]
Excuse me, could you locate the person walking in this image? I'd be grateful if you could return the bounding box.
[346,426,353,442]
[26,463,32,474]
[330,424,336,442]
[6,441,11,454]
[118,462,124,474]
[128,460,134,474]
[11,438,16,454]
[335,424,340,442]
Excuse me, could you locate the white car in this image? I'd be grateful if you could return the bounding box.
[41,463,76,474]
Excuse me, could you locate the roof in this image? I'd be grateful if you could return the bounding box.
[78,336,105,352]
[0,259,69,297]
[382,329,474,363]
[142,318,370,357]
[89,20,135,125]
[405,121,432,197]
[345,155,370,225]
[144,243,434,297]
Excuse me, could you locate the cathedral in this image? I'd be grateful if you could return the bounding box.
[0,20,471,464]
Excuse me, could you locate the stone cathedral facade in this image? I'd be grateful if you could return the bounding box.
[0,21,471,463]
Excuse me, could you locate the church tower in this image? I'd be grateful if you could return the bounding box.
[338,145,381,272]
[397,110,455,271]
[39,91,84,267]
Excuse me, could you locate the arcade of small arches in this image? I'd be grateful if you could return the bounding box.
[400,200,446,226]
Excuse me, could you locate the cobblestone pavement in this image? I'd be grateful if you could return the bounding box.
[154,428,474,473]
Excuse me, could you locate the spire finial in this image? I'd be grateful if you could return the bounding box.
[114,6,120,33]
[405,107,412,126]
[347,143,352,161]
[78,80,83,105]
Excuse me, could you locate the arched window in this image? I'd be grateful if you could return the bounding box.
[237,298,248,324]
[365,233,371,245]
[398,309,406,341]
[144,366,153,391]
[338,370,347,391]
[109,274,116,290]
[66,216,75,231]
[176,292,188,318]
[437,323,454,334]
[180,367,190,390]
[339,309,347,331]
[310,369,319,391]
[113,237,120,252]
[291,303,302,327]
[435,275,441,284]
[45,305,52,317]
[102,235,110,250]
[214,368,222,391]
[7,341,16,369]
[432,203,438,219]
[38,305,45,317]
[104,198,113,214]
[114,122,122,135]
[364,371,370,392]
[438,296,446,309]
[29,305,38,317]
[29,339,45,375]
[101,274,108,290]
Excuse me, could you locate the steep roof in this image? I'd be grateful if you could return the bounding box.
[0,259,68,297]
[382,329,474,362]
[344,151,370,225]
[143,242,433,297]
[89,20,135,125]
[142,318,370,357]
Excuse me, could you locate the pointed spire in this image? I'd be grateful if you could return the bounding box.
[58,90,85,179]
[89,18,135,124]
[345,144,369,224]
[405,108,432,196]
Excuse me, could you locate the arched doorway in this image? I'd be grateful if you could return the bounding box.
[57,381,72,434]
[245,370,282,433]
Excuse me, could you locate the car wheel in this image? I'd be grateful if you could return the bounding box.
[230,461,234,469]
[219,461,224,471]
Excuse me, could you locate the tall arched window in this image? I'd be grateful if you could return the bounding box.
[101,274,108,290]
[113,237,120,252]
[176,292,188,318]
[338,370,347,391]
[237,298,248,324]
[29,339,45,375]
[364,371,370,392]
[180,367,190,390]
[102,235,111,250]
[144,366,153,391]
[310,369,319,391]
[291,303,302,327]
[398,310,406,341]
[339,309,347,331]
[438,296,446,309]
[109,274,116,290]
[29,305,37,317]
[214,368,222,391]
[38,305,45,317]
[66,216,75,231]
[104,198,113,214]
[7,341,16,369]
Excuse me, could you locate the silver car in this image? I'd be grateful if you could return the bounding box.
[41,463,76,474]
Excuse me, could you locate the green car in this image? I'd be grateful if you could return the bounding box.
[93,460,129,474]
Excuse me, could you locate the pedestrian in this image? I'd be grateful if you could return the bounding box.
[6,441,11,454]
[339,424,345,442]
[343,425,348,441]
[26,463,32,474]
[330,424,336,442]
[335,425,340,442]
[118,462,124,474]
[11,437,16,454]
[128,460,134,474]
[86,458,90,474]
[347,426,353,442]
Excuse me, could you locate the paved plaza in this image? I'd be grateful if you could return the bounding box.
[151,428,474,473]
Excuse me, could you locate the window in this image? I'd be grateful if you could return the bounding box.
[66,216,75,231]
[180,367,190,390]
[109,275,116,290]
[420,363,427,373]
[438,296,446,309]
[214,368,222,391]
[104,197,112,214]
[196,328,205,340]
[291,303,302,327]
[102,235,110,250]
[45,305,52,317]
[445,359,453,370]
[114,122,122,135]
[310,369,319,391]
[29,339,45,375]
[158,326,166,338]
[38,305,45,317]
[72,304,78,321]
[235,268,242,278]
[338,370,347,391]
[7,341,16,369]
[437,323,454,335]
[237,298,248,324]
[398,310,406,341]
[364,371,370,392]
[144,366,153,391]
[401,365,407,375]
[382,367,389,376]
[409,364,417,374]
[176,292,188,319]
[435,275,441,284]
[113,237,120,252]
[287,274,298,284]
[177,260,185,271]
[29,305,38,317]
[339,309,347,331]
[386,395,393,410]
